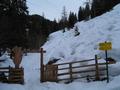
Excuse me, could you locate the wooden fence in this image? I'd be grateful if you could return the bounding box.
[9,67,24,84]
[0,67,24,84]
[41,55,116,83]
[0,67,9,82]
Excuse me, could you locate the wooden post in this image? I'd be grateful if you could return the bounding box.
[40,48,46,82]
[95,55,100,80]
[105,50,109,83]
[69,63,73,82]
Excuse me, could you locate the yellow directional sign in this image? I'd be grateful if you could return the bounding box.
[99,42,112,50]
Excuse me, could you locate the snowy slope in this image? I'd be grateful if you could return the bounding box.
[43,4,120,64]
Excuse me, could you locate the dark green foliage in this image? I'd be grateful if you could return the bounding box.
[68,12,77,28]
[78,7,85,21]
[78,0,120,20]
[84,2,90,20]
[91,0,120,18]
[28,15,60,49]
[0,0,28,48]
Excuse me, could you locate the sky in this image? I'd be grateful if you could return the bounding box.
[27,0,87,21]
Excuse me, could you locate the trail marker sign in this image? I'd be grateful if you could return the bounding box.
[99,42,112,51]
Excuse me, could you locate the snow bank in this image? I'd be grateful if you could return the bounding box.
[0,52,14,67]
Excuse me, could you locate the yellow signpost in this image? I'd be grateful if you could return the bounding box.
[99,42,112,51]
[99,41,112,83]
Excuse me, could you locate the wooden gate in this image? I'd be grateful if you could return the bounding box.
[43,65,58,82]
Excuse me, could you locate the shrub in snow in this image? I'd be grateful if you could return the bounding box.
[74,26,80,36]
[47,58,60,65]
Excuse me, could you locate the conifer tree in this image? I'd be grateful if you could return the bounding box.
[68,12,77,28]
[78,7,84,21]
[0,0,28,48]
[84,2,90,20]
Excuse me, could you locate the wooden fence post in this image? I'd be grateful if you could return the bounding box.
[69,63,73,82]
[40,48,46,82]
[95,55,100,80]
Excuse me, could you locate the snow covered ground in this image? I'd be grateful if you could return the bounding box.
[1,3,120,90]
[0,53,120,90]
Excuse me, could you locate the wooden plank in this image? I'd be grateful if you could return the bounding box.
[0,67,9,69]
[58,74,106,81]
[0,71,9,73]
[9,76,23,78]
[58,75,95,81]
[58,62,114,70]
[57,59,95,66]
[58,68,106,76]
[8,79,24,84]
[9,69,23,71]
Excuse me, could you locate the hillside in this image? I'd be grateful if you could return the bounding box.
[43,4,120,64]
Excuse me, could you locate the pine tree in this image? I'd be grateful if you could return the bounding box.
[68,12,77,28]
[0,0,28,48]
[78,7,84,21]
[84,2,90,20]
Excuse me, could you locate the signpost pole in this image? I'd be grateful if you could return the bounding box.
[105,50,109,83]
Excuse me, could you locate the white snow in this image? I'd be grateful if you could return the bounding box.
[1,4,120,90]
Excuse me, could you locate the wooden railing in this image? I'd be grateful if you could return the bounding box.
[9,67,24,84]
[0,67,24,84]
[0,67,9,82]
[42,55,116,83]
